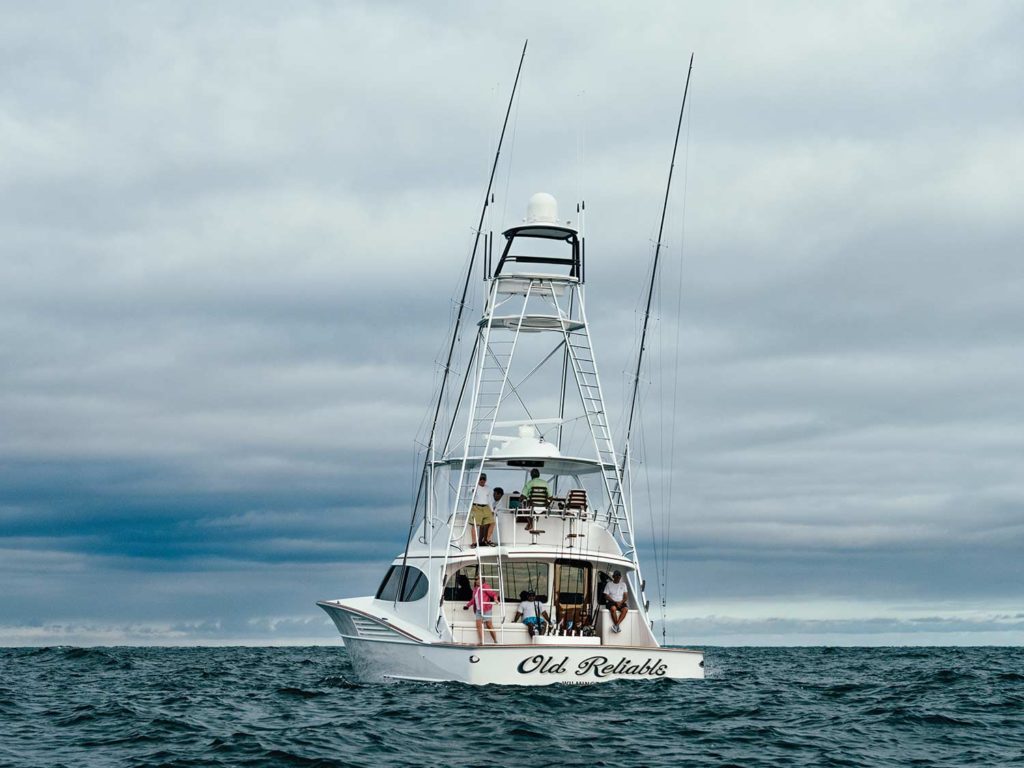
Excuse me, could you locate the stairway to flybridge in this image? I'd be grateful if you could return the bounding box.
[564,325,627,529]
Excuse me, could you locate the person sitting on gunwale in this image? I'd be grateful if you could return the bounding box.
[513,589,551,637]
[603,570,628,633]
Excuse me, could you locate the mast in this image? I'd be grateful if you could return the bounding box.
[622,53,694,459]
[396,41,528,600]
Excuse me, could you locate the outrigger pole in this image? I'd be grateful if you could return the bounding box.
[622,53,694,462]
[396,41,529,592]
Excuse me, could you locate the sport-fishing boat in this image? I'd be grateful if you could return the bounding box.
[318,47,701,685]
[318,190,704,683]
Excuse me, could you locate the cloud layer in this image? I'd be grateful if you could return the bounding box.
[1,1,1022,645]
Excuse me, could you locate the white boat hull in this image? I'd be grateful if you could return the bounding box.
[347,638,703,685]
[321,602,703,685]
[352,638,704,688]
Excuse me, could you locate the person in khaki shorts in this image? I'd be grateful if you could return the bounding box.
[470,473,496,547]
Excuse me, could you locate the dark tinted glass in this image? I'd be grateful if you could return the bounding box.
[375,566,400,601]
[556,560,590,605]
[443,563,548,602]
[399,567,429,601]
[376,565,429,602]
[503,562,549,602]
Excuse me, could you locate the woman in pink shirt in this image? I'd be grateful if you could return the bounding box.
[463,575,500,644]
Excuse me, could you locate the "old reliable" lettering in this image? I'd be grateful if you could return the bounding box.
[516,654,668,678]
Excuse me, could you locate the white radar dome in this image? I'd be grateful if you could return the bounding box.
[525,193,558,225]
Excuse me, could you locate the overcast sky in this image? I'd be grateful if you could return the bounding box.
[2,1,1022,646]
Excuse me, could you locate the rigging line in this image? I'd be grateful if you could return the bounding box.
[558,412,591,429]
[484,345,534,421]
[615,247,658,454]
[635,381,667,638]
[622,53,695,465]
[497,336,568,413]
[402,41,529,586]
[500,73,523,230]
[428,40,528,456]
[637,390,662,618]
[664,88,695,630]
[440,334,481,457]
[556,291,575,451]
[435,227,480,423]
[657,249,666,557]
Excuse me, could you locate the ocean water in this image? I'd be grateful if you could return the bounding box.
[1,646,1022,767]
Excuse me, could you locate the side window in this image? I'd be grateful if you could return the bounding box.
[375,566,400,601]
[375,565,429,602]
[399,566,429,601]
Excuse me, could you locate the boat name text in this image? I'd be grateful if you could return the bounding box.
[516,655,668,678]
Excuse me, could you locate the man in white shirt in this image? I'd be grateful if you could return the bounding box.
[470,473,495,547]
[513,589,550,637]
[603,570,628,633]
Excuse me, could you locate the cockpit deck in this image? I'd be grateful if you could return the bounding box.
[443,607,652,647]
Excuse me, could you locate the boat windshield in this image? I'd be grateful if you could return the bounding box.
[374,565,429,602]
[443,562,549,603]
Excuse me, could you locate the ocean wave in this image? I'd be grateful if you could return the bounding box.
[2,646,1023,767]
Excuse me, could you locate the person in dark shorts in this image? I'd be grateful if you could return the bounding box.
[514,589,550,637]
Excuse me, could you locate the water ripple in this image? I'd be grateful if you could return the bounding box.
[1,646,1023,767]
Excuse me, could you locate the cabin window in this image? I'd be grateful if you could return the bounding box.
[503,562,549,602]
[443,562,549,602]
[375,565,429,602]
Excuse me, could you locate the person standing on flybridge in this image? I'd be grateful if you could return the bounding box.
[470,473,496,547]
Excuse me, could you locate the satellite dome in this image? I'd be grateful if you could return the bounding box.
[525,193,558,225]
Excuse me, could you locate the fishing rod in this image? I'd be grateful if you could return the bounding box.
[621,54,694,644]
[622,53,694,464]
[396,40,528,603]
[429,39,528,453]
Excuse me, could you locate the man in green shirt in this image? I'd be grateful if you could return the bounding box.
[519,468,550,533]
[521,468,550,500]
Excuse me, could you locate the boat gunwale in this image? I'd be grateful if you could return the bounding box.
[419,549,634,565]
[317,601,703,655]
